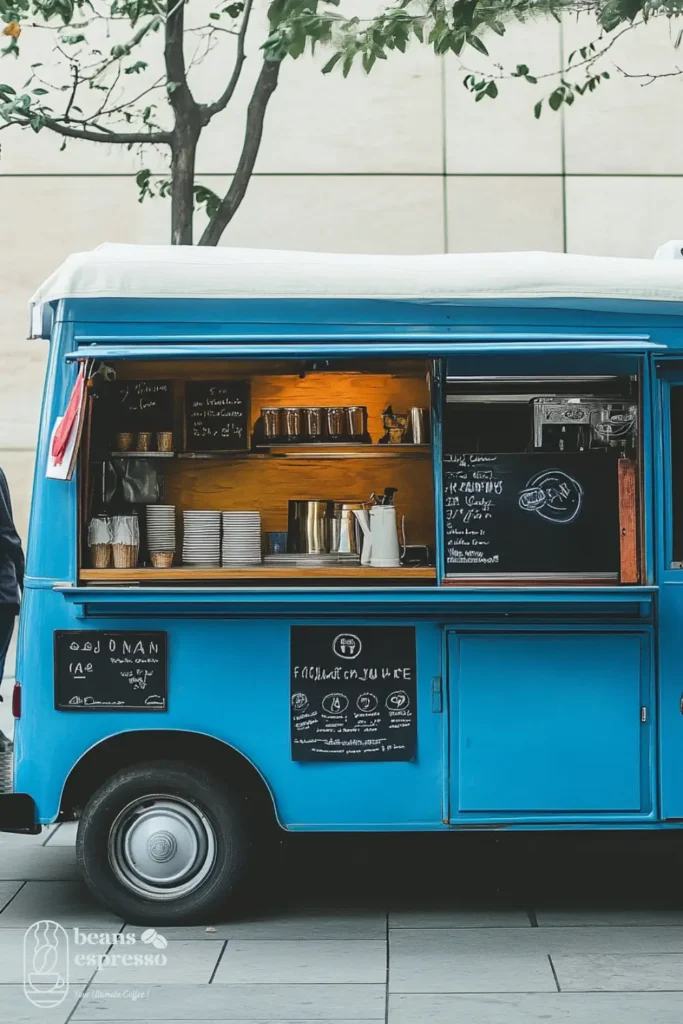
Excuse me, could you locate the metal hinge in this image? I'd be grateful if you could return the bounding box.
[432,676,443,714]
[641,706,648,723]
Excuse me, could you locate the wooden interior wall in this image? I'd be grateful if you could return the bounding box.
[112,360,431,444]
[107,360,435,546]
[164,458,435,544]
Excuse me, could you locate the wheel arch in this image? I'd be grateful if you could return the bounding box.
[59,730,282,828]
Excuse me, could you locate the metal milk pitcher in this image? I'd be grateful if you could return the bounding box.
[353,505,405,568]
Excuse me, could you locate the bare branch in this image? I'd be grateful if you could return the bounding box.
[27,116,170,145]
[614,63,683,85]
[199,57,280,245]
[202,0,254,121]
[64,62,79,121]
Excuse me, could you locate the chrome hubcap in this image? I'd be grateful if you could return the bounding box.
[109,796,216,900]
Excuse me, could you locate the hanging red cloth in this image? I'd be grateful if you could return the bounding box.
[51,366,85,466]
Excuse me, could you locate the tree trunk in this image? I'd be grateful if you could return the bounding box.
[198,59,281,247]
[170,130,198,245]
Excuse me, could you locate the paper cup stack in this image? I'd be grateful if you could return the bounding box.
[221,511,262,566]
[146,505,177,568]
[182,510,221,566]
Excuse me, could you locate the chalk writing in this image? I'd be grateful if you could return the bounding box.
[291,626,416,762]
[55,632,167,711]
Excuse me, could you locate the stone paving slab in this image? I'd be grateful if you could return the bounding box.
[91,939,225,985]
[389,950,556,993]
[0,847,80,881]
[537,907,683,927]
[0,826,58,848]
[389,991,683,1023]
[0,881,122,927]
[0,927,94,984]
[213,939,386,985]
[0,879,23,910]
[552,952,683,991]
[121,910,388,942]
[0,985,83,1023]
[389,925,683,956]
[389,908,530,929]
[70,983,387,1019]
[43,823,77,847]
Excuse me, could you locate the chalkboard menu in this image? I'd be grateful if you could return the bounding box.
[184,380,250,452]
[111,380,173,432]
[55,631,167,711]
[443,452,619,576]
[290,626,417,762]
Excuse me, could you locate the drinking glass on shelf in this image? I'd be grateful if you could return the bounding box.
[282,408,302,443]
[325,407,346,440]
[261,407,282,442]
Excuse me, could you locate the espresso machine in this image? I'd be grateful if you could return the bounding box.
[532,397,637,453]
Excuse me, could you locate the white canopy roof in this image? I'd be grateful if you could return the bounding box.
[29,242,683,332]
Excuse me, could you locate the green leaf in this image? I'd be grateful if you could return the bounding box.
[525,74,537,84]
[0,83,15,95]
[534,99,543,119]
[548,88,564,111]
[209,11,220,18]
[468,34,488,56]
[31,87,48,94]
[321,52,341,74]
[485,80,498,99]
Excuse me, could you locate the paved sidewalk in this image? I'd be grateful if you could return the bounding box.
[3,822,683,1022]
[4,691,683,1021]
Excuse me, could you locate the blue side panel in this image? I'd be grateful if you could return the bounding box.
[14,591,445,829]
[450,631,650,815]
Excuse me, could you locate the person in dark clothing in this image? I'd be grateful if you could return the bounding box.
[0,467,24,752]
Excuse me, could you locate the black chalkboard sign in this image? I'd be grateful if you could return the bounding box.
[442,452,619,576]
[184,380,250,452]
[111,381,173,432]
[290,626,416,762]
[54,631,167,711]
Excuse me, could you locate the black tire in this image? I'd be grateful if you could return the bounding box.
[76,760,251,925]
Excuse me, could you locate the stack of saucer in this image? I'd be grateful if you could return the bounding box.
[146,506,176,554]
[182,510,221,566]
[221,511,262,566]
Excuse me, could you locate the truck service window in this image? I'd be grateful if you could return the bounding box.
[442,375,640,583]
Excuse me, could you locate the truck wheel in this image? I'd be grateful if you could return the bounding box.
[76,760,251,924]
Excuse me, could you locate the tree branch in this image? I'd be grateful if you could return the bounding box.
[202,0,254,121]
[11,116,171,145]
[164,0,197,116]
[199,57,280,246]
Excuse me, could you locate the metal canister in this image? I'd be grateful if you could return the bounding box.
[287,500,332,553]
[326,407,346,439]
[330,501,365,555]
[409,407,429,444]
[282,407,302,442]
[302,407,324,441]
[345,406,367,440]
[261,407,282,442]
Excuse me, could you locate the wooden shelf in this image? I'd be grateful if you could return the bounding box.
[80,566,437,582]
[111,451,175,458]
[178,445,431,461]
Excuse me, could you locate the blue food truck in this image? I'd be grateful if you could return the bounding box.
[2,241,683,923]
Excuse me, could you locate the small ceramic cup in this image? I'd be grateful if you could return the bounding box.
[136,432,152,452]
[156,431,173,452]
[116,432,133,452]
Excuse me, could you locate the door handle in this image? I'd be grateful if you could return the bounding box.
[432,676,443,714]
